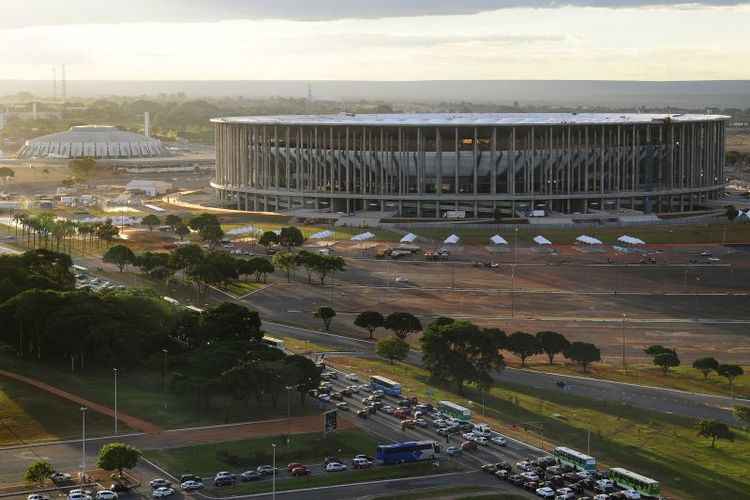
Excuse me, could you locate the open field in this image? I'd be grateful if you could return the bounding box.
[0,353,319,430]
[0,377,123,445]
[305,349,749,500]
[372,487,526,500]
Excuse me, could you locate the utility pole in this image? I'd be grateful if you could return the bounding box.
[113,368,118,434]
[621,313,627,369]
[272,443,277,500]
[80,406,87,484]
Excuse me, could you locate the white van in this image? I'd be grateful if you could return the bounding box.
[473,423,492,437]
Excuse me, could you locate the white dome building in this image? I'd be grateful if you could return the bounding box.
[17,125,170,160]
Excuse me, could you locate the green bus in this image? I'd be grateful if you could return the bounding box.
[609,467,660,498]
[437,400,472,421]
[552,446,597,472]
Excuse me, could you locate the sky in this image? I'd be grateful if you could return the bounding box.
[1,0,749,81]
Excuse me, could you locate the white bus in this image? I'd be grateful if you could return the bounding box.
[262,335,285,350]
[437,401,472,421]
[553,446,597,472]
[608,468,660,498]
[369,375,401,396]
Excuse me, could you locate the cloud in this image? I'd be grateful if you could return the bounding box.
[2,0,749,28]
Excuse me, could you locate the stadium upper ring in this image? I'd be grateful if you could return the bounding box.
[211,113,729,219]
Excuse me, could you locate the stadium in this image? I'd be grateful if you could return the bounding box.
[211,113,728,219]
[17,125,170,160]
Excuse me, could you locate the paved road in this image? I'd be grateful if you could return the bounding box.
[262,321,745,426]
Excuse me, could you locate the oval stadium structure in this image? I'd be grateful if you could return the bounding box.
[17,125,169,160]
[211,113,728,218]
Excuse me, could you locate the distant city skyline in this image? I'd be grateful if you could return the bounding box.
[1,1,749,81]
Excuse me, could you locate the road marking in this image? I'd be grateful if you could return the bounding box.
[0,432,146,451]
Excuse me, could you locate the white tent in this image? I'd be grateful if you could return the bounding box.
[576,235,603,245]
[533,235,552,246]
[226,225,259,236]
[617,235,646,245]
[444,234,460,245]
[310,230,334,239]
[351,231,375,241]
[400,233,417,243]
[490,235,508,245]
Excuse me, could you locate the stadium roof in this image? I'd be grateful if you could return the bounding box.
[212,113,730,127]
[18,125,169,159]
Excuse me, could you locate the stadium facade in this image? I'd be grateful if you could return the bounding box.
[18,125,169,160]
[211,113,728,218]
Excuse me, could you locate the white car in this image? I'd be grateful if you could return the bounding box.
[555,487,575,500]
[415,418,428,427]
[595,479,615,493]
[372,390,384,397]
[461,432,476,441]
[395,276,409,283]
[381,405,394,414]
[491,436,507,446]
[474,436,489,445]
[67,492,91,500]
[359,384,371,392]
[345,373,359,382]
[95,491,118,500]
[336,402,349,411]
[621,490,641,499]
[325,462,347,472]
[318,394,331,402]
[535,486,555,498]
[149,479,171,489]
[152,488,175,499]
[520,471,540,482]
[180,481,204,491]
[51,473,72,483]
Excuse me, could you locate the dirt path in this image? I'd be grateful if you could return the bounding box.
[0,369,162,434]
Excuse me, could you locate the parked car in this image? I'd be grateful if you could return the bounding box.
[28,495,50,500]
[460,440,478,451]
[213,477,234,487]
[325,462,347,472]
[556,487,576,499]
[109,484,130,494]
[95,491,118,500]
[180,481,203,491]
[491,436,507,446]
[257,465,275,476]
[180,474,202,483]
[352,457,373,469]
[446,446,462,456]
[51,473,73,484]
[536,486,556,498]
[152,487,175,498]
[462,432,476,441]
[290,466,311,476]
[240,471,262,482]
[149,479,171,489]
[474,436,489,445]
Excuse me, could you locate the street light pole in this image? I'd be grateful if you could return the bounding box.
[113,368,118,435]
[162,349,168,409]
[272,443,277,500]
[621,313,627,370]
[80,406,87,484]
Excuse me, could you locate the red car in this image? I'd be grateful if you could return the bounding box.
[290,466,311,477]
[461,440,478,451]
[287,463,304,473]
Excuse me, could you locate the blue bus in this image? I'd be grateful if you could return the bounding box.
[370,375,401,396]
[376,441,439,465]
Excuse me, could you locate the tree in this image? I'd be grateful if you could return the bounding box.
[188,213,220,232]
[726,205,740,221]
[199,223,224,249]
[376,337,410,364]
[507,331,543,367]
[0,166,14,182]
[564,342,601,373]
[97,442,141,477]
[644,345,672,357]
[314,306,336,331]
[272,251,298,282]
[279,226,304,248]
[141,214,161,231]
[174,222,190,241]
[716,364,744,393]
[24,460,54,486]
[536,331,570,365]
[692,357,719,380]
[653,350,680,375]
[202,302,262,342]
[734,406,750,429]
[384,312,422,340]
[697,419,734,448]
[164,214,182,230]
[136,251,170,273]
[314,254,345,285]
[248,257,274,283]
[420,319,505,394]
[170,243,204,273]
[103,244,136,272]
[258,231,279,250]
[354,311,384,339]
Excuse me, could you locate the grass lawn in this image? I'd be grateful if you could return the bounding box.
[371,486,520,500]
[0,377,125,445]
[525,362,750,399]
[223,280,267,296]
[0,353,318,430]
[143,429,379,476]
[289,345,749,500]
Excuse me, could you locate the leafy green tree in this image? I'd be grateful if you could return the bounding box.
[354,311,384,339]
[536,331,570,365]
[376,336,410,364]
[507,331,543,367]
[654,350,680,375]
[384,312,423,340]
[717,364,744,394]
[272,251,298,282]
[188,213,220,232]
[280,226,305,248]
[199,223,224,249]
[734,406,750,429]
[0,166,14,181]
[103,244,136,272]
[697,419,734,448]
[164,214,182,230]
[141,214,161,231]
[564,342,601,373]
[692,357,719,380]
[249,257,274,283]
[314,306,336,331]
[95,219,120,244]
[96,442,141,477]
[314,254,345,285]
[174,222,190,241]
[24,460,54,486]
[170,244,204,273]
[136,251,170,273]
[258,231,279,250]
[285,354,323,404]
[420,319,505,394]
[644,345,671,357]
[726,205,740,221]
